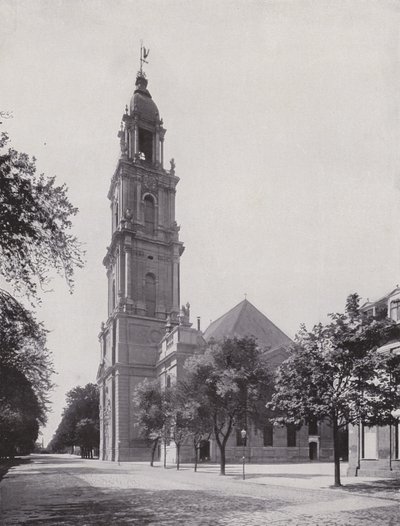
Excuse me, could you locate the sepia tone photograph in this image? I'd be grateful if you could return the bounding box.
[1,0,400,523]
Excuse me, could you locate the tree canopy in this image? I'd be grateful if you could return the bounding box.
[0,131,84,457]
[184,337,272,475]
[133,380,171,467]
[0,289,53,457]
[49,383,99,457]
[0,367,42,458]
[0,290,53,414]
[0,132,84,300]
[269,293,400,486]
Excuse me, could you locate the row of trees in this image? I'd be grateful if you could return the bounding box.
[48,383,99,458]
[135,338,271,474]
[135,337,273,475]
[0,129,84,458]
[135,295,400,486]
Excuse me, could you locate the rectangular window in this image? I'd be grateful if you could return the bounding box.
[376,305,388,319]
[287,424,296,447]
[263,424,273,447]
[362,425,377,459]
[236,429,247,446]
[390,300,400,322]
[308,420,318,435]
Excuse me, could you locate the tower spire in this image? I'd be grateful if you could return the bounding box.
[139,41,150,77]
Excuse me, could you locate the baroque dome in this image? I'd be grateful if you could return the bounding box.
[130,74,159,122]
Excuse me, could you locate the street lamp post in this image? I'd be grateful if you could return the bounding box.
[241,429,247,481]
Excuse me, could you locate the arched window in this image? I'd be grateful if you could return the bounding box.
[144,195,155,233]
[145,273,156,317]
[138,127,153,161]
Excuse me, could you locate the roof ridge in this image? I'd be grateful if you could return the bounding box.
[366,287,400,306]
[256,307,292,342]
[231,299,248,335]
[207,299,247,331]
[240,300,292,343]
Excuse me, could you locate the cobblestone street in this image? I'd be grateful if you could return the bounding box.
[1,455,400,525]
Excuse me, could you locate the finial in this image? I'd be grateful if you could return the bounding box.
[244,293,247,300]
[139,40,150,77]
[125,104,128,115]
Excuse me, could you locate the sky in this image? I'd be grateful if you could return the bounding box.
[1,0,400,445]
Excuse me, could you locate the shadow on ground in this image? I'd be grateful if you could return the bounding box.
[244,473,327,480]
[9,488,285,525]
[341,478,400,496]
[0,457,31,482]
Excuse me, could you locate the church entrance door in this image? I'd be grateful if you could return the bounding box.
[309,441,318,461]
[199,440,210,461]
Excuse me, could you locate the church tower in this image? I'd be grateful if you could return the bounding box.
[97,62,184,461]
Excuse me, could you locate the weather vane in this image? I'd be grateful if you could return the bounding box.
[139,41,150,76]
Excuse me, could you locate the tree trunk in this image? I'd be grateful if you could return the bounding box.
[176,443,180,470]
[150,438,158,467]
[332,417,342,487]
[219,444,226,475]
[194,440,198,472]
[214,418,232,476]
[163,439,167,469]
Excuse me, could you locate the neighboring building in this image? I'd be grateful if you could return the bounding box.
[348,287,400,477]
[97,69,334,464]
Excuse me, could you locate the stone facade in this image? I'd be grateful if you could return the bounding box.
[161,300,334,465]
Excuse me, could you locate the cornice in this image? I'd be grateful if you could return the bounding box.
[108,158,179,199]
[103,228,184,268]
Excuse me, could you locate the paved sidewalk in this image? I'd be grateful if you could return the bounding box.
[1,455,399,525]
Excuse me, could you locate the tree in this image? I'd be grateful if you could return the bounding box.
[0,290,53,456]
[269,294,400,487]
[133,380,169,467]
[0,367,42,458]
[0,131,84,455]
[0,132,84,300]
[178,388,212,472]
[167,386,194,471]
[184,337,272,475]
[0,290,53,415]
[75,418,99,459]
[49,384,99,457]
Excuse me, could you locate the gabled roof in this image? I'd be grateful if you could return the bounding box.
[360,286,400,311]
[203,299,292,352]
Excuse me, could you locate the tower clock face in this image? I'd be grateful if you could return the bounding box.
[143,174,157,191]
